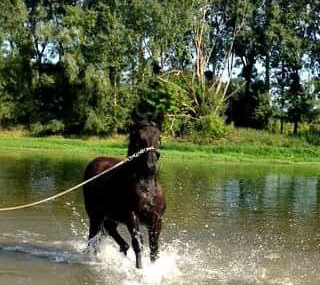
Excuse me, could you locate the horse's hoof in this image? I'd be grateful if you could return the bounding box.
[136,262,142,269]
[136,254,142,269]
[120,245,129,256]
[150,253,159,262]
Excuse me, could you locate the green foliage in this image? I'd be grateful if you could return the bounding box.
[253,92,273,129]
[30,120,65,136]
[75,65,134,135]
[84,109,113,135]
[47,120,65,134]
[0,99,15,126]
[0,0,319,139]
[298,121,320,146]
[161,70,232,137]
[226,79,272,129]
[136,78,172,117]
[194,114,232,140]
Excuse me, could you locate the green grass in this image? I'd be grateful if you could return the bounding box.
[160,128,320,163]
[0,135,128,156]
[0,127,320,164]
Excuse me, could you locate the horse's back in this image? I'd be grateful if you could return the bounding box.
[84,156,122,180]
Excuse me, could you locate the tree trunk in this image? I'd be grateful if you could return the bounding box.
[280,118,284,134]
[264,0,272,91]
[137,36,145,84]
[265,51,270,91]
[293,121,298,135]
[280,60,286,134]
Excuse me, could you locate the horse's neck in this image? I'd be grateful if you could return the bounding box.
[127,133,138,157]
[132,170,157,194]
[131,167,156,182]
[127,144,135,157]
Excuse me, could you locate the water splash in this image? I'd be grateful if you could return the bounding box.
[86,238,182,285]
[78,236,297,285]
[0,233,305,285]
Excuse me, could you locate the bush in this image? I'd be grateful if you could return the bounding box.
[30,120,65,136]
[301,122,320,146]
[163,116,194,137]
[84,110,114,135]
[0,101,15,127]
[253,92,272,129]
[47,119,65,134]
[30,122,45,136]
[194,114,232,139]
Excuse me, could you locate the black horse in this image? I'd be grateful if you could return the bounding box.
[83,110,166,268]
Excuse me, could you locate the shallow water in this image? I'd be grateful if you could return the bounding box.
[0,149,320,285]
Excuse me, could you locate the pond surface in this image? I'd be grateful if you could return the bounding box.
[0,149,320,285]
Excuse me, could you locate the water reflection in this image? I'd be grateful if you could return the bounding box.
[0,151,86,207]
[220,174,320,216]
[161,159,320,219]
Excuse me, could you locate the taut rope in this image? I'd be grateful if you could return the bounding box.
[0,147,158,212]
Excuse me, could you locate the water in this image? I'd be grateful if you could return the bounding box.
[0,149,320,285]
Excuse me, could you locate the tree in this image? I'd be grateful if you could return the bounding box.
[286,73,314,134]
[0,0,319,137]
[0,0,31,126]
[157,0,246,137]
[269,0,319,134]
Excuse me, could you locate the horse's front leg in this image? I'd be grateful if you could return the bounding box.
[148,216,163,262]
[127,212,143,269]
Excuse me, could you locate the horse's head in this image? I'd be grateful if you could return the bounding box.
[128,108,163,174]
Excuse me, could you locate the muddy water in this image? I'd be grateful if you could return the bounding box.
[0,149,319,285]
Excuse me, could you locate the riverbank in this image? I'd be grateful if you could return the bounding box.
[0,128,320,164]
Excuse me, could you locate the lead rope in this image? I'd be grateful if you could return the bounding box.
[0,147,158,212]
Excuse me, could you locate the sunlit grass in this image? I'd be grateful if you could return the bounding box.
[0,126,30,138]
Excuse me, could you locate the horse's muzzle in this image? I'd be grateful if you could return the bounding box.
[154,148,160,160]
[146,149,160,172]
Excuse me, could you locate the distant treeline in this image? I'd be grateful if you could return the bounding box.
[0,0,319,137]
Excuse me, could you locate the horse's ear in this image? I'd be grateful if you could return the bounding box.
[132,106,145,123]
[129,123,135,134]
[152,110,164,129]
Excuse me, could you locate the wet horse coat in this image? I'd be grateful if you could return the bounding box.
[83,120,165,268]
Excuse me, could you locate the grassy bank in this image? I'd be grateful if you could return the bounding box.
[0,128,320,164]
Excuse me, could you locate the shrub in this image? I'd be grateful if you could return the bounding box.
[30,120,65,136]
[84,110,114,135]
[163,116,194,137]
[194,114,232,139]
[302,122,320,146]
[30,122,45,136]
[47,119,65,134]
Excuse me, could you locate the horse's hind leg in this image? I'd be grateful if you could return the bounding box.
[88,217,104,240]
[85,216,104,255]
[104,220,129,255]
